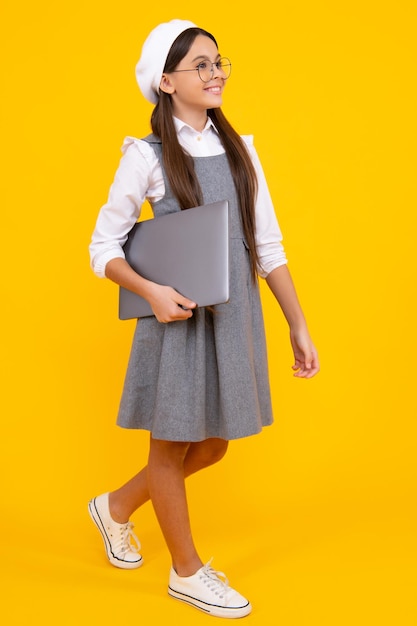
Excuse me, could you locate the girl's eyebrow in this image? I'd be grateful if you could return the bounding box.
[191,53,221,63]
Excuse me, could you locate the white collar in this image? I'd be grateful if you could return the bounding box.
[173,116,218,136]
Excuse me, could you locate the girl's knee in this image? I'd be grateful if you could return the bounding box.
[197,438,229,467]
[149,438,190,466]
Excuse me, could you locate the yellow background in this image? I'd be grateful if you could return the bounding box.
[1,1,416,624]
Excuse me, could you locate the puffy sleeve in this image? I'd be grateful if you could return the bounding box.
[241,135,288,278]
[89,137,160,278]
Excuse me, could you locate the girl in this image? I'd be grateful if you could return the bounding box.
[88,19,319,619]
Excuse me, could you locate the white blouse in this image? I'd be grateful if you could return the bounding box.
[89,117,287,279]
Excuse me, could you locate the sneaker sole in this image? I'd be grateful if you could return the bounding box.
[168,586,252,619]
[88,498,143,570]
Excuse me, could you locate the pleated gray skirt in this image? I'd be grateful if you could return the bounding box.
[117,237,273,441]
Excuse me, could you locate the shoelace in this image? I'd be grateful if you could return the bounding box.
[117,521,141,555]
[199,559,231,599]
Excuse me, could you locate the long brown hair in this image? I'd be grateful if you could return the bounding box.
[151,27,259,280]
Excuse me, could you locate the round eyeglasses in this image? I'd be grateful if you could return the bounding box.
[172,57,232,83]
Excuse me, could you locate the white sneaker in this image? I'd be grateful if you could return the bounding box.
[88,493,143,569]
[168,560,252,618]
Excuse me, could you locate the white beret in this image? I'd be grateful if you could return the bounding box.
[136,19,197,104]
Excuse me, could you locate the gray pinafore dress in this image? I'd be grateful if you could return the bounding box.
[117,135,273,441]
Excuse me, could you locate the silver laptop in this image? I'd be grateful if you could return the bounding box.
[119,200,229,320]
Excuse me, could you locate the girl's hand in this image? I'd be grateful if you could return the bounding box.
[290,327,320,379]
[148,284,197,323]
[104,259,196,322]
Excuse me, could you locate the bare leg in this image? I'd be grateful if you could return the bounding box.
[108,468,148,523]
[109,437,228,525]
[146,438,203,575]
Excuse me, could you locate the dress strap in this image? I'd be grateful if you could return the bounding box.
[141,133,161,144]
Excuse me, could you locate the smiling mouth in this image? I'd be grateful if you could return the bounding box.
[204,86,222,94]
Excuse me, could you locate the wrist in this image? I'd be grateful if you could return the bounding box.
[288,317,309,335]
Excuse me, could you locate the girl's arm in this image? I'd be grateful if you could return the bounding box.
[105,258,196,323]
[266,264,320,378]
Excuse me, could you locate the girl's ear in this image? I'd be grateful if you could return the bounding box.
[159,73,175,95]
